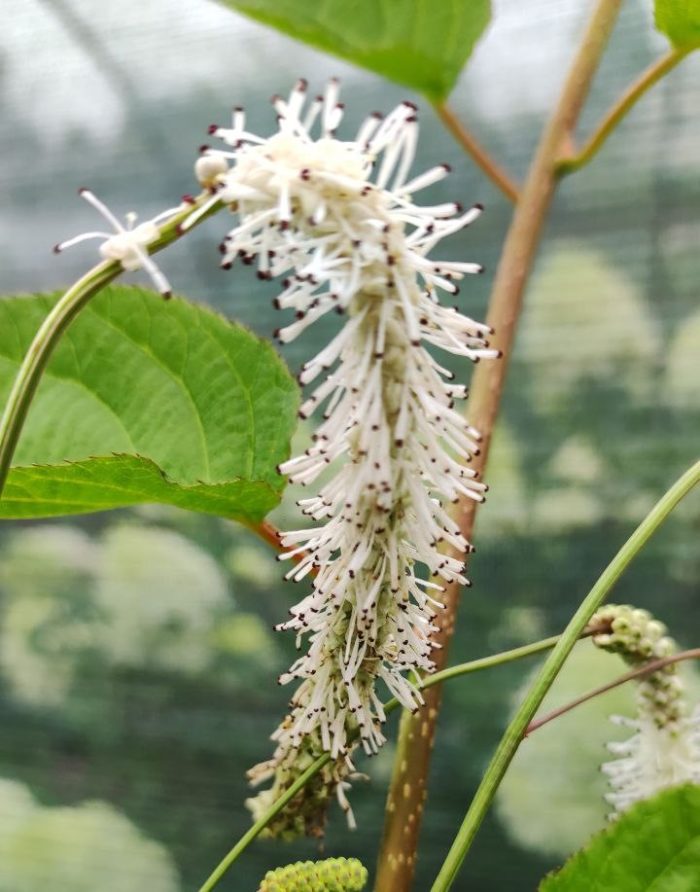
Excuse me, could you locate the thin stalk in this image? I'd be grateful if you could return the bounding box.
[526,647,700,735]
[430,459,700,891]
[197,753,331,892]
[556,47,692,175]
[384,624,610,716]
[384,635,561,716]
[433,103,520,203]
[375,3,624,887]
[0,192,220,497]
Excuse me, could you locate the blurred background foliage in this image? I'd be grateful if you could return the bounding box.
[0,0,698,889]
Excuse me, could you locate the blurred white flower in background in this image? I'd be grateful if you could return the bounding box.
[519,245,660,411]
[0,779,179,892]
[0,523,275,710]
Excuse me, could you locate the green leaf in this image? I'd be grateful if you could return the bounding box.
[540,785,700,891]
[219,0,491,101]
[0,286,298,523]
[655,0,700,48]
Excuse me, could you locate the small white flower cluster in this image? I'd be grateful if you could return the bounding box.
[54,189,183,297]
[592,604,700,815]
[189,79,498,830]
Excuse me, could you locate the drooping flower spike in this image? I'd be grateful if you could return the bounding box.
[54,189,179,297]
[191,79,499,834]
[592,604,700,816]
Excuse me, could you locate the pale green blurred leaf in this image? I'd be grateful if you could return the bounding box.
[655,0,700,48]
[540,785,700,891]
[219,0,491,100]
[0,286,298,523]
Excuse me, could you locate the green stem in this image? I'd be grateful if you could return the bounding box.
[382,634,561,716]
[556,47,692,175]
[196,753,331,892]
[430,459,700,892]
[0,192,220,498]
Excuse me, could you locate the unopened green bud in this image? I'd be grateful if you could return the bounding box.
[258,857,368,892]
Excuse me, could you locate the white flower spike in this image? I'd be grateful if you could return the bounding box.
[193,79,499,834]
[592,604,700,816]
[54,189,178,298]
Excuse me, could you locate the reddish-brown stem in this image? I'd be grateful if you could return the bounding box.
[526,648,700,736]
[375,2,624,888]
[246,518,318,575]
[433,102,520,203]
[250,518,283,551]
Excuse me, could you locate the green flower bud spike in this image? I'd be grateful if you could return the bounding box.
[257,857,368,892]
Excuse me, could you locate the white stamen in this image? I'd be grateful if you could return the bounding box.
[55,189,178,297]
[207,80,497,834]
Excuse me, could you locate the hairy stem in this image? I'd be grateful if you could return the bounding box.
[556,47,692,175]
[526,646,700,736]
[0,192,219,498]
[430,460,699,890]
[433,103,520,202]
[375,3,624,888]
